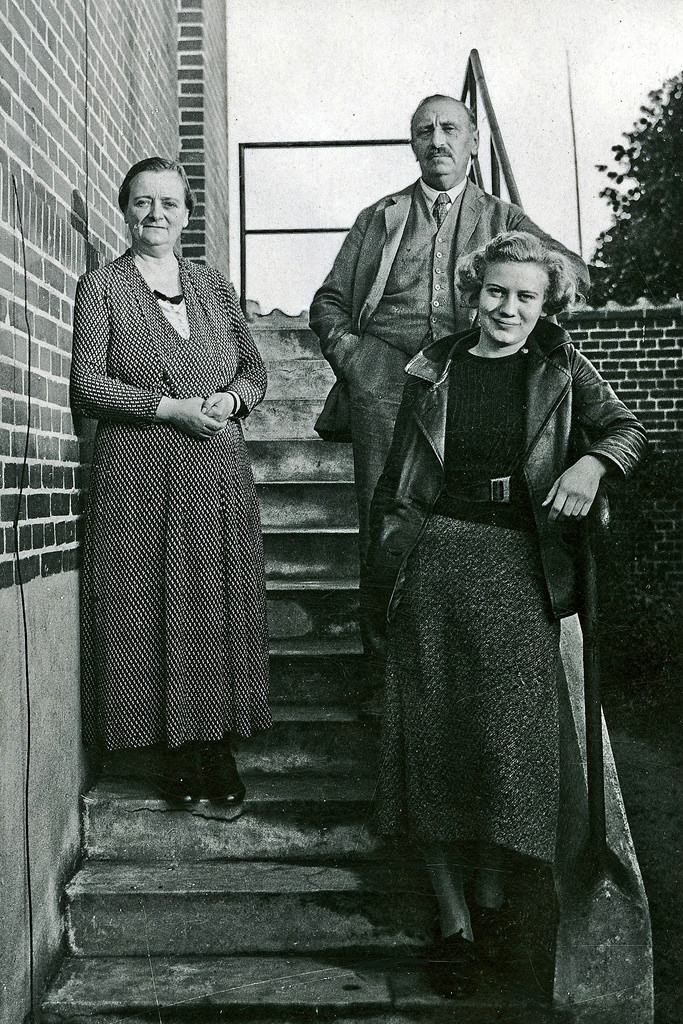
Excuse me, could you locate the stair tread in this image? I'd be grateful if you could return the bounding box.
[269,641,362,657]
[258,478,354,485]
[267,578,358,591]
[43,953,538,1015]
[68,859,426,896]
[88,773,374,804]
[271,703,363,722]
[263,526,358,535]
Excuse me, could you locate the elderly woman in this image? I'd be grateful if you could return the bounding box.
[367,231,646,996]
[71,157,270,811]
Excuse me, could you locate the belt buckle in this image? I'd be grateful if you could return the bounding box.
[490,476,511,503]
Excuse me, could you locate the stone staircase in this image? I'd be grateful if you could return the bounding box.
[41,312,557,1023]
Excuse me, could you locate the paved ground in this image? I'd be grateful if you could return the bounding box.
[606,699,681,1024]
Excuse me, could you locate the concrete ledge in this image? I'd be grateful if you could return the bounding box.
[553,616,654,1023]
[563,302,683,324]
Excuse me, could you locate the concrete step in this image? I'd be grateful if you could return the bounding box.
[102,706,378,776]
[244,399,328,440]
[248,439,354,483]
[265,359,336,400]
[267,586,360,647]
[41,952,556,1024]
[235,705,378,775]
[249,315,321,362]
[269,636,362,658]
[268,652,367,705]
[83,774,379,863]
[251,327,323,362]
[65,860,435,957]
[264,531,359,581]
[258,481,358,530]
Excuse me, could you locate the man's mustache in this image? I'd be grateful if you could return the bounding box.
[427,148,450,157]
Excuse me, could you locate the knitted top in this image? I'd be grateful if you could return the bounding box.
[434,349,536,531]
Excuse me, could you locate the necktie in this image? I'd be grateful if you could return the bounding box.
[433,192,451,228]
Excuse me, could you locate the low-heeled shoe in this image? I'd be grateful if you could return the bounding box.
[153,747,202,804]
[201,744,246,805]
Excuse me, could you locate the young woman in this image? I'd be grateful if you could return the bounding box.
[366,231,646,996]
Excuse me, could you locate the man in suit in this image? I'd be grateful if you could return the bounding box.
[309,94,589,660]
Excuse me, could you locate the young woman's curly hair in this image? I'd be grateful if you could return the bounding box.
[456,231,577,315]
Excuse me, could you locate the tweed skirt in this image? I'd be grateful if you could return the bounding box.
[375,515,561,863]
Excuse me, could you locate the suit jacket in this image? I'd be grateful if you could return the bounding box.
[71,250,266,423]
[309,179,590,377]
[366,319,646,619]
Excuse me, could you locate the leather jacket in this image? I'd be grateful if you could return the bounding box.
[366,319,647,619]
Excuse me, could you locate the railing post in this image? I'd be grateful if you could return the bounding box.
[467,49,523,207]
[490,142,500,198]
[238,143,247,314]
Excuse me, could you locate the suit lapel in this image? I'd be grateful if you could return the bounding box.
[358,188,413,334]
[453,180,485,254]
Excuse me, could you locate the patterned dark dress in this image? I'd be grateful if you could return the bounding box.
[375,351,561,863]
[71,251,271,751]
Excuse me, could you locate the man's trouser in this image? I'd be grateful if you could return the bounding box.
[344,334,411,674]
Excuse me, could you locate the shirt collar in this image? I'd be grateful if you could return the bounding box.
[419,176,467,208]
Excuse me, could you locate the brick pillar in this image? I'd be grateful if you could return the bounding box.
[177,0,230,278]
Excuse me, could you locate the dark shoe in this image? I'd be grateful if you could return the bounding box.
[426,930,477,998]
[471,904,507,965]
[200,741,246,805]
[154,746,201,804]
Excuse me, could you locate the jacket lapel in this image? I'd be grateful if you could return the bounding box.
[453,180,485,254]
[413,382,448,468]
[523,322,572,454]
[409,333,475,469]
[358,186,414,334]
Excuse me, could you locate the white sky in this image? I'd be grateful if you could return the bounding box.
[226,0,682,314]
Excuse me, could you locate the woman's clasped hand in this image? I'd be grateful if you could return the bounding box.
[156,393,236,438]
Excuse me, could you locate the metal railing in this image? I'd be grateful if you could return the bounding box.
[238,139,409,313]
[461,48,522,207]
[238,50,522,311]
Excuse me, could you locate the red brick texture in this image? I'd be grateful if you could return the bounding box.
[1,0,229,591]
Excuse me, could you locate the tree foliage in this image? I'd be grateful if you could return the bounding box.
[590,72,683,306]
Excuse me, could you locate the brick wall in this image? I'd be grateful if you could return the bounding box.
[1,0,180,592]
[0,3,229,1021]
[566,305,682,451]
[566,304,682,597]
[178,0,230,277]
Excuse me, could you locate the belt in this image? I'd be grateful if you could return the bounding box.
[434,476,515,509]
